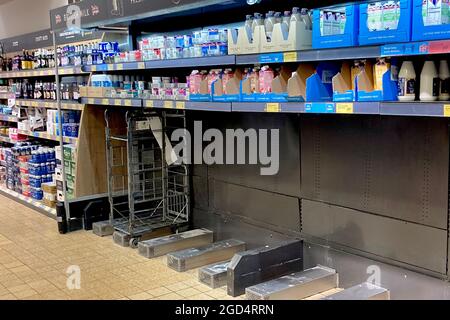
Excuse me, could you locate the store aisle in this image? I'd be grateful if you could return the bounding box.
[0,194,237,300]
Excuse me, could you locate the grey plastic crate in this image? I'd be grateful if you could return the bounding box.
[167,239,246,272]
[246,265,338,300]
[198,260,230,289]
[138,229,213,258]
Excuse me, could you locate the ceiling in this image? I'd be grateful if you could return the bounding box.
[0,0,13,5]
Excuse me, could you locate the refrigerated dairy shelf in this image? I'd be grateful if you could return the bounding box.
[77,39,450,75]
[17,129,77,144]
[0,186,56,218]
[15,99,84,111]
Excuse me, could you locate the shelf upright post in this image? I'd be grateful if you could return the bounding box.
[52,31,71,225]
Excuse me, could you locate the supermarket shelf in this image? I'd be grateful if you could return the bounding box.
[82,61,147,72]
[0,93,11,100]
[0,114,18,122]
[0,135,15,144]
[236,46,381,65]
[15,99,84,111]
[83,55,237,72]
[17,129,77,144]
[144,99,232,112]
[380,102,448,117]
[81,97,142,107]
[0,186,56,218]
[233,102,305,113]
[78,97,450,117]
[0,66,85,79]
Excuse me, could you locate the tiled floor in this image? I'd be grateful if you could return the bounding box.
[0,194,239,300]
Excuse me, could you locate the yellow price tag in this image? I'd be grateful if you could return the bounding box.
[91,65,97,72]
[336,103,354,114]
[102,99,109,105]
[32,101,38,107]
[164,101,174,109]
[283,52,298,63]
[265,103,280,113]
[60,69,66,75]
[444,105,450,117]
[116,64,123,71]
[176,101,186,110]
[114,99,122,106]
[39,71,44,76]
[124,100,132,107]
[138,62,145,69]
[146,100,154,108]
[88,98,95,104]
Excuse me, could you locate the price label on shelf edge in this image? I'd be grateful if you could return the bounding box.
[443,105,450,117]
[336,103,354,114]
[265,103,281,113]
[176,101,185,110]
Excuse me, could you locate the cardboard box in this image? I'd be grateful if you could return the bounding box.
[65,174,75,189]
[63,145,77,162]
[86,87,111,98]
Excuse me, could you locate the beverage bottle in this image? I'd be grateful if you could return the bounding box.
[301,8,312,30]
[282,11,291,31]
[438,60,450,101]
[420,61,439,101]
[252,13,264,35]
[274,12,282,24]
[291,7,301,22]
[244,15,254,31]
[264,11,276,41]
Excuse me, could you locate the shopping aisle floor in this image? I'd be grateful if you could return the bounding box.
[0,194,238,300]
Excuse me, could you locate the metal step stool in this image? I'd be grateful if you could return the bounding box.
[198,260,230,289]
[246,265,338,300]
[138,228,213,258]
[321,282,390,300]
[167,239,246,272]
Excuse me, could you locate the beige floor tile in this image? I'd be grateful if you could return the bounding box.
[178,287,202,298]
[12,289,38,299]
[157,292,184,300]
[147,287,171,297]
[0,194,236,301]
[128,292,153,300]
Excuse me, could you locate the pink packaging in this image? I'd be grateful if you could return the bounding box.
[207,70,222,94]
[189,70,207,95]
[222,69,234,94]
[259,65,274,94]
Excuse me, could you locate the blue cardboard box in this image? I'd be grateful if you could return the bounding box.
[412,0,450,41]
[313,4,359,48]
[359,0,413,45]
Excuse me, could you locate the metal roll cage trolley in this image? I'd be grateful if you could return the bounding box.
[105,109,190,248]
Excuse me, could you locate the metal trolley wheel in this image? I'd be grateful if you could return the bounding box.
[129,237,141,249]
